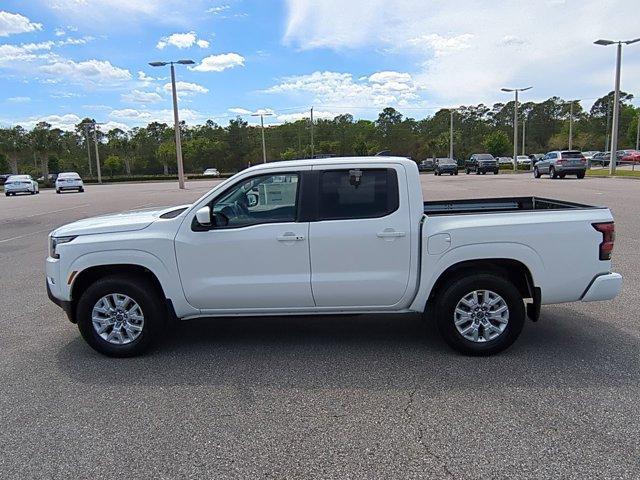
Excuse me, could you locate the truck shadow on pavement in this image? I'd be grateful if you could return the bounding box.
[56,305,638,391]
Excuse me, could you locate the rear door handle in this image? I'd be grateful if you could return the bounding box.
[377,229,406,238]
[277,232,305,242]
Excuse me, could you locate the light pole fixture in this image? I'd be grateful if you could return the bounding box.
[251,110,274,163]
[594,38,640,174]
[501,86,532,172]
[148,59,195,189]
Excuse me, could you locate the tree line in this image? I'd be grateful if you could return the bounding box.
[1,91,638,178]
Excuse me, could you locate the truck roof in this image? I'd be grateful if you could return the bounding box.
[246,156,415,173]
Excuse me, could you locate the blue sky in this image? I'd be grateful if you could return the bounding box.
[1,0,638,131]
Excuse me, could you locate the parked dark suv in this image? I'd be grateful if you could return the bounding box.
[466,154,499,175]
[434,158,458,175]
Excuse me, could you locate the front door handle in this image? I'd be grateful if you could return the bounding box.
[277,232,305,242]
[377,229,406,238]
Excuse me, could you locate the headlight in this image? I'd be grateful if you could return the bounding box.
[49,235,76,259]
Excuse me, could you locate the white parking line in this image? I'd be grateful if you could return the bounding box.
[0,204,90,224]
[0,228,53,244]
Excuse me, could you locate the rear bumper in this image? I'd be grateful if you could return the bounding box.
[556,167,586,174]
[581,272,622,302]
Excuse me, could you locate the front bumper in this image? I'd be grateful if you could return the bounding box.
[47,280,75,323]
[581,272,623,302]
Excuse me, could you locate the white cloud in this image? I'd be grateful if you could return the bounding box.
[17,113,83,131]
[7,96,31,103]
[283,0,640,104]
[0,11,43,37]
[190,53,244,72]
[40,59,132,84]
[163,81,209,95]
[0,41,56,65]
[54,27,66,36]
[157,31,209,49]
[108,107,205,126]
[229,107,252,115]
[207,5,230,14]
[277,110,336,123]
[122,89,163,103]
[265,70,420,108]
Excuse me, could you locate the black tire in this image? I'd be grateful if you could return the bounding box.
[4,193,9,197]
[577,171,585,179]
[450,172,454,176]
[56,189,61,194]
[550,166,558,179]
[476,170,480,175]
[466,169,470,174]
[435,273,525,356]
[454,171,458,175]
[533,167,541,178]
[76,275,166,357]
[79,187,84,192]
[559,173,566,179]
[481,171,486,175]
[494,169,499,175]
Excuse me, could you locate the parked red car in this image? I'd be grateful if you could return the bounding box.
[618,150,640,163]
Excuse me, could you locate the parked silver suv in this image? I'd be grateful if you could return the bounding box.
[534,150,587,179]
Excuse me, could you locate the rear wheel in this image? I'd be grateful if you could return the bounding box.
[454,171,458,175]
[494,169,499,175]
[559,173,566,179]
[79,187,84,192]
[435,273,525,356]
[466,169,470,174]
[76,275,166,357]
[577,171,585,179]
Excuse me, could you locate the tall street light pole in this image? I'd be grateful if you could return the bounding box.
[92,122,102,184]
[522,118,526,155]
[567,100,579,150]
[251,111,274,163]
[636,112,640,151]
[149,59,195,189]
[82,123,93,176]
[310,107,315,158]
[449,109,454,160]
[501,86,532,172]
[595,38,640,174]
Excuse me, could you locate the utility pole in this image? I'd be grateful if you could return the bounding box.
[522,118,526,155]
[92,123,102,184]
[83,124,93,176]
[594,38,640,174]
[636,112,640,150]
[501,87,532,172]
[609,42,622,174]
[568,101,574,150]
[251,111,273,163]
[149,59,195,189]
[310,107,315,158]
[605,102,611,154]
[449,110,454,160]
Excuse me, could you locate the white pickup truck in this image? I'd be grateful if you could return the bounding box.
[46,157,622,357]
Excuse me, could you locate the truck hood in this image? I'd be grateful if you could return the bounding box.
[51,205,190,237]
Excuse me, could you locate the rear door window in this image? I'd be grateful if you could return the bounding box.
[318,168,398,220]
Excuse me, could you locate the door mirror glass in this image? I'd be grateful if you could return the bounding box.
[195,206,212,226]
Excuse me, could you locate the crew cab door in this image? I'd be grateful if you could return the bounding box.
[175,169,314,311]
[308,165,412,307]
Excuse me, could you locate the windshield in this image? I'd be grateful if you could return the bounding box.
[476,154,494,160]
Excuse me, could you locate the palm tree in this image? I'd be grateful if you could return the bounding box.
[0,126,28,174]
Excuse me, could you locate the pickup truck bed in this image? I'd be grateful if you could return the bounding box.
[424,196,601,215]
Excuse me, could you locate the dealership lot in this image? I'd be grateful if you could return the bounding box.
[1,174,639,479]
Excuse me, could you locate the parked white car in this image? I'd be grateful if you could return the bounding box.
[4,175,39,196]
[203,168,220,177]
[46,157,622,357]
[56,172,84,193]
[516,156,532,168]
[497,157,514,166]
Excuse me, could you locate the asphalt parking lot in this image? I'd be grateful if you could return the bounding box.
[1,173,638,479]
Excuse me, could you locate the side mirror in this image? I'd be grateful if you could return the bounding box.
[195,206,212,226]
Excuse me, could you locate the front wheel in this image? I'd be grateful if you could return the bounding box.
[493,169,499,175]
[550,167,558,179]
[435,273,525,356]
[533,167,541,178]
[466,169,470,175]
[76,275,166,357]
[79,187,84,192]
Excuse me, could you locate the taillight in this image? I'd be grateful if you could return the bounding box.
[557,160,566,165]
[592,222,615,260]
[580,156,586,163]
